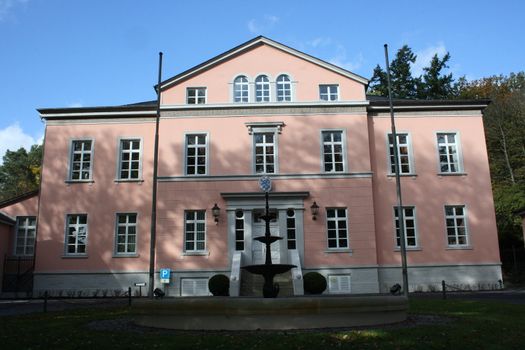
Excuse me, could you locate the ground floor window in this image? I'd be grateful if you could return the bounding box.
[394,206,418,248]
[180,278,209,296]
[328,274,351,294]
[65,214,88,255]
[445,205,469,246]
[115,213,137,255]
[184,210,206,252]
[235,210,244,251]
[15,216,36,256]
[286,209,296,249]
[326,208,348,249]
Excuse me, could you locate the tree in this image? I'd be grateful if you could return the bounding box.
[0,144,42,201]
[417,53,455,99]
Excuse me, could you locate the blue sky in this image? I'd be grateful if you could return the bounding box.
[1,0,524,161]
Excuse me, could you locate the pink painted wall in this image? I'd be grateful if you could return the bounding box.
[161,44,366,105]
[369,113,501,265]
[36,121,155,273]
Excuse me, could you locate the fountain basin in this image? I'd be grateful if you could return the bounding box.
[132,295,408,330]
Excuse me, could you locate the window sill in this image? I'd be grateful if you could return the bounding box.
[394,247,422,252]
[446,245,472,250]
[387,173,417,178]
[437,172,467,177]
[62,255,88,259]
[65,180,94,184]
[182,251,209,256]
[113,253,139,258]
[114,179,144,183]
[324,249,353,254]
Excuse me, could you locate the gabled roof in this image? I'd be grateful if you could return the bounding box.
[157,36,369,91]
[0,190,39,210]
[0,212,16,226]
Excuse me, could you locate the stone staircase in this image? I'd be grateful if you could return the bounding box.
[240,269,294,297]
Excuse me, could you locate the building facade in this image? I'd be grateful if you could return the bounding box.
[1,37,502,296]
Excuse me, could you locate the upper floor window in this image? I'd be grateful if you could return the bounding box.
[276,74,291,102]
[15,216,36,256]
[65,214,88,255]
[115,213,138,255]
[388,133,413,174]
[69,140,93,181]
[319,84,339,101]
[184,210,206,252]
[322,130,345,172]
[255,75,270,102]
[233,76,249,103]
[187,87,206,104]
[445,205,469,247]
[394,206,418,248]
[185,134,208,175]
[437,133,461,173]
[118,139,141,180]
[254,132,276,174]
[326,208,348,249]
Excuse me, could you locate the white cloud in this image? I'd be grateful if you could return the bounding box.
[328,45,364,72]
[413,42,448,76]
[306,37,332,48]
[247,15,279,34]
[68,101,83,108]
[0,0,29,21]
[0,123,42,164]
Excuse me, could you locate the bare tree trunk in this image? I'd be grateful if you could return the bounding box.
[499,123,515,184]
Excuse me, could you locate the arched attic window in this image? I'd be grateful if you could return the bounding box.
[276,74,292,102]
[233,75,249,103]
[255,75,270,102]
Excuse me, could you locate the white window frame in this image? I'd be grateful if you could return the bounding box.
[276,74,292,102]
[253,131,278,174]
[326,208,349,250]
[64,214,88,256]
[255,75,271,102]
[14,216,36,256]
[68,139,94,181]
[186,87,207,104]
[114,213,138,256]
[393,206,419,249]
[117,138,142,181]
[444,205,470,247]
[436,132,463,174]
[321,129,347,173]
[328,274,351,294]
[233,75,250,103]
[184,210,207,253]
[180,278,210,296]
[387,132,414,175]
[319,84,339,101]
[184,133,209,176]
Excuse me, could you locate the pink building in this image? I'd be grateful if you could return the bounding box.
[2,37,502,296]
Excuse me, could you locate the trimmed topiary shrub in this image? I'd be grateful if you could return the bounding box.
[208,274,230,296]
[303,272,327,294]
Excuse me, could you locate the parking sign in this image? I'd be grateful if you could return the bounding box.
[160,268,171,284]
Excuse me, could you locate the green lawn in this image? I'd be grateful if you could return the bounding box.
[1,299,524,349]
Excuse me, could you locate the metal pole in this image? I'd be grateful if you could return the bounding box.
[384,44,409,297]
[148,52,163,298]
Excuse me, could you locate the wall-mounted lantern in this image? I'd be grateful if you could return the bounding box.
[310,201,319,221]
[212,203,221,224]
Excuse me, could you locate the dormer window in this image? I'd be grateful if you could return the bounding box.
[319,84,339,101]
[187,87,206,104]
[255,75,270,102]
[276,74,291,102]
[234,76,249,103]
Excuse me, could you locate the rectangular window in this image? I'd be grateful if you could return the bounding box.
[322,130,345,172]
[319,84,339,101]
[254,132,276,174]
[65,214,88,255]
[15,216,36,256]
[394,206,418,248]
[185,134,207,175]
[115,213,137,255]
[69,140,93,180]
[388,133,412,174]
[326,208,348,249]
[235,210,244,251]
[445,205,469,246]
[328,275,351,294]
[437,133,461,173]
[180,278,209,296]
[118,139,141,180]
[187,87,206,104]
[184,210,206,252]
[286,209,297,250]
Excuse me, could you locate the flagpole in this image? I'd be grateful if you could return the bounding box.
[384,44,409,297]
[149,52,163,298]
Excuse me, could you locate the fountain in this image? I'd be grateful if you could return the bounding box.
[241,176,296,298]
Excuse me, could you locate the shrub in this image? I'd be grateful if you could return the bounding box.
[208,274,230,296]
[303,272,327,294]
